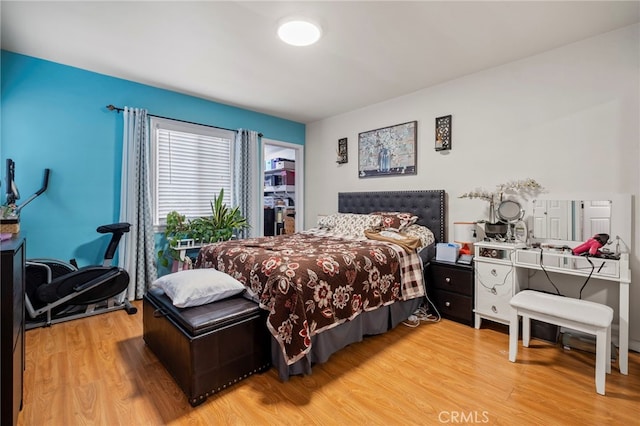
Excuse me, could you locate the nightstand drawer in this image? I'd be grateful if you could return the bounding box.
[430,264,473,296]
[432,289,473,325]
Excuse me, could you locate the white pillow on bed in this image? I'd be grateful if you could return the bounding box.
[150,269,245,308]
[324,213,383,238]
[402,224,435,249]
[317,214,337,229]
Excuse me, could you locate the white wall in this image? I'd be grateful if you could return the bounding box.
[304,25,640,346]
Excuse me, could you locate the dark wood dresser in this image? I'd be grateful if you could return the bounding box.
[1,237,25,426]
[427,259,474,326]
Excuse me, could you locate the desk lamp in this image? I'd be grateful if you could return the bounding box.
[453,222,477,255]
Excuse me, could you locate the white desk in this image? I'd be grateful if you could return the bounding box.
[474,241,630,375]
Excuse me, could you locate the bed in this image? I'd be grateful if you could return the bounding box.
[196,190,446,380]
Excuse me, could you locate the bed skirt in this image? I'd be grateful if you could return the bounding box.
[271,297,422,381]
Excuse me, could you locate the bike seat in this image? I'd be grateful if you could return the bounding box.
[97,222,131,234]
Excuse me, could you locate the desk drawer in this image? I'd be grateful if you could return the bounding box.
[475,262,514,322]
[430,264,473,296]
[475,262,513,288]
[572,257,619,277]
[475,285,512,322]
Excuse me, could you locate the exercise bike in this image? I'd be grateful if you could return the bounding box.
[4,159,137,329]
[26,222,137,329]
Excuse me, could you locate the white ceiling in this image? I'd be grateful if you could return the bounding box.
[2,1,639,124]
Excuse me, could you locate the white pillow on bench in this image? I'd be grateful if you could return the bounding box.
[151,269,245,308]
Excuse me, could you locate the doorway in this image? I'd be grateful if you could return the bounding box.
[262,138,304,236]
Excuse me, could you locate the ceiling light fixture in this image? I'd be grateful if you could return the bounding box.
[277,19,322,47]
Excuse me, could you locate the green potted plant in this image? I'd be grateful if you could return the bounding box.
[157,189,249,269]
[158,210,192,268]
[189,188,249,243]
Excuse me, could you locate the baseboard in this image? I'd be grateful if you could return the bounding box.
[560,326,640,354]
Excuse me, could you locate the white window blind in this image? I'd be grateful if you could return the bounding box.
[151,117,234,226]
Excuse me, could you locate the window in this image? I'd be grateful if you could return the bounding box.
[150,117,235,227]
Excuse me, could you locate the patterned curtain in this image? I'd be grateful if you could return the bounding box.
[233,129,261,239]
[118,107,157,299]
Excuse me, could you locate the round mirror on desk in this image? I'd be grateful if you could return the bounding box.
[497,200,525,242]
[497,200,523,222]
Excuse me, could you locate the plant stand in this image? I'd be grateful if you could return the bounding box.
[172,239,203,271]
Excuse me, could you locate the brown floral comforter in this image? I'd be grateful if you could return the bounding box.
[195,231,425,365]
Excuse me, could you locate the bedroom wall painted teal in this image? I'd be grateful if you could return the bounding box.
[1,50,305,267]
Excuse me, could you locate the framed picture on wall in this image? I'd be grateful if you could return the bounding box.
[435,115,452,151]
[337,137,348,164]
[357,121,417,178]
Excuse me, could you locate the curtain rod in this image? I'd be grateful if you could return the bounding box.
[106,105,262,137]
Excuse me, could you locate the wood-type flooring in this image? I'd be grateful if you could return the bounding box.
[18,301,640,425]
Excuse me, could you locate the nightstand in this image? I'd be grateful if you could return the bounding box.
[426,259,474,326]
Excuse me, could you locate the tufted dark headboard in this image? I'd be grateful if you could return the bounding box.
[338,190,446,243]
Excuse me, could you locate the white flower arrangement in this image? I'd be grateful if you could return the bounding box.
[459,178,544,222]
[460,178,544,203]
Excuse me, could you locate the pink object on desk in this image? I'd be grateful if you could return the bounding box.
[0,233,13,241]
[572,233,609,256]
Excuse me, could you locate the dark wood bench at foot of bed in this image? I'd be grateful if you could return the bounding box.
[143,288,272,406]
